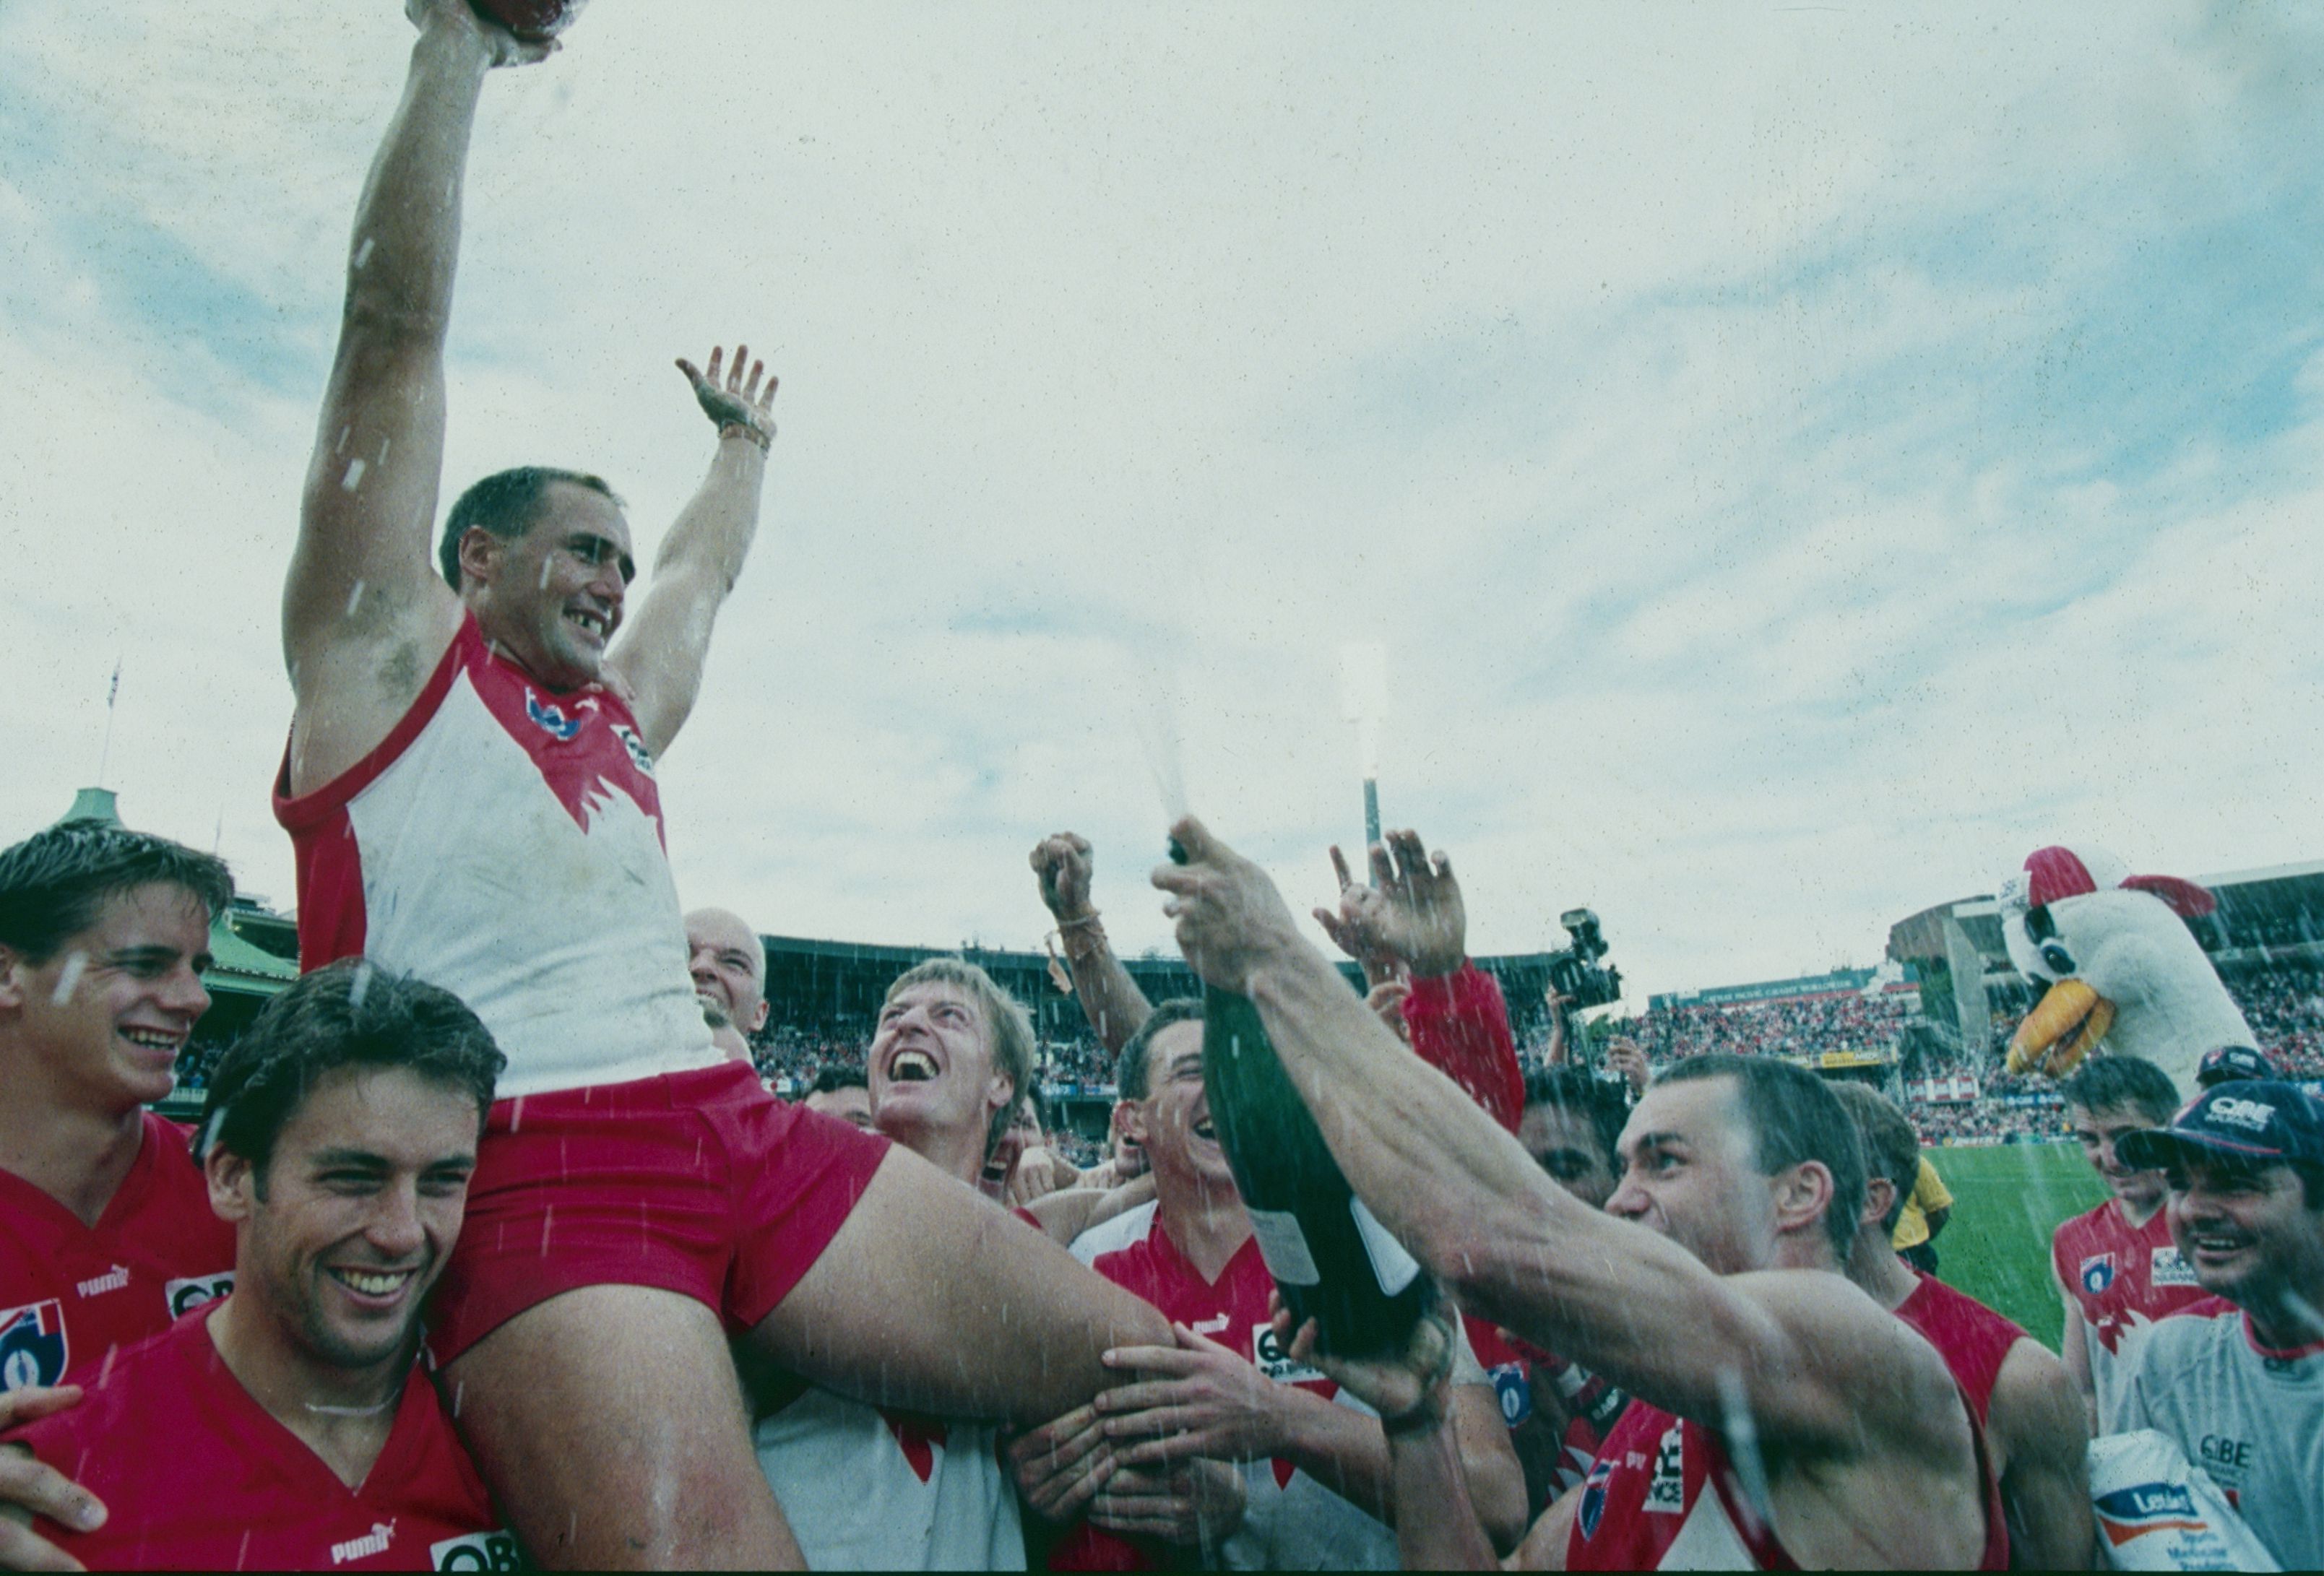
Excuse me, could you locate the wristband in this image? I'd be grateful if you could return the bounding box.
[720,420,772,452]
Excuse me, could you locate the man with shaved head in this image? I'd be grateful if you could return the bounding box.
[686,908,770,1044]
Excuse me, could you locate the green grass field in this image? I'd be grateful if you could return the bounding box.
[1923,1141,2112,1350]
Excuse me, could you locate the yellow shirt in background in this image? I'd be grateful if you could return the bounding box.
[1891,1156,1953,1250]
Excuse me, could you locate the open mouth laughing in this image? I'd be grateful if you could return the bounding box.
[888,1048,940,1084]
[118,1026,186,1062]
[324,1265,421,1307]
[563,605,613,646]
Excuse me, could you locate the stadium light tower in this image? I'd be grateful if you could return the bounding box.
[1339,643,1387,847]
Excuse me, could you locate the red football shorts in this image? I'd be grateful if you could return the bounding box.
[428,1060,890,1364]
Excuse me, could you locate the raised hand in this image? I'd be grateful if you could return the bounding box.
[1030,833,1098,922]
[676,344,777,449]
[1605,1036,1650,1097]
[1152,818,1307,995]
[1312,828,1466,979]
[407,0,558,68]
[1365,978,1413,1044]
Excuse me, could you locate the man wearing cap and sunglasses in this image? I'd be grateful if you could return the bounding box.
[2114,1081,2324,1570]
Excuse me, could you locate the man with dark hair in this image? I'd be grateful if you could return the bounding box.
[1,821,238,1398]
[1010,997,1523,1568]
[2052,1054,2209,1433]
[436,466,621,589]
[278,7,1171,1562]
[4,961,511,1569]
[2114,1082,2324,1569]
[1500,1065,1634,1508]
[1062,1001,1199,1265]
[803,1065,873,1130]
[1154,818,2003,1569]
[1831,1083,2093,1568]
[0,823,241,1564]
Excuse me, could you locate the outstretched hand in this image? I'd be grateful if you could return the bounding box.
[1152,818,1307,995]
[1031,833,1097,922]
[676,344,777,449]
[1311,828,1466,978]
[407,0,558,68]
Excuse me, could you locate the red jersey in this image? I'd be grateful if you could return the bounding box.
[1484,1324,1631,1494]
[1404,962,1524,1134]
[1896,1270,2025,1426]
[7,1304,506,1571]
[1054,1224,1399,1570]
[1566,1393,2009,1571]
[0,1114,233,1394]
[2052,1198,2208,1431]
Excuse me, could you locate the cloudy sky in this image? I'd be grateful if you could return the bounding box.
[5,1,2320,1005]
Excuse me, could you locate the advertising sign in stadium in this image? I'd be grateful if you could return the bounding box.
[1909,1075,1981,1104]
[1815,1049,1892,1070]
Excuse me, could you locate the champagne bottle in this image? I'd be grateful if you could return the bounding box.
[1193,942,1434,1359]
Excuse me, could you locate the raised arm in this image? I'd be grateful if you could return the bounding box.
[602,348,777,756]
[285,1,541,789]
[1032,834,1155,1054]
[1154,817,1958,1460]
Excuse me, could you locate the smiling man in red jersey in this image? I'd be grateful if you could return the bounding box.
[5,960,510,1571]
[0,822,237,1406]
[2050,1056,2211,1434]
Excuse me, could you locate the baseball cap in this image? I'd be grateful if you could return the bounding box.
[2117,1081,2324,1172]
[2195,1045,2278,1088]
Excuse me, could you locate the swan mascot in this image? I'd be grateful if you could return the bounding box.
[1997,844,2256,1097]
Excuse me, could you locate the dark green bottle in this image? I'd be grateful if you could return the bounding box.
[1197,982,1435,1359]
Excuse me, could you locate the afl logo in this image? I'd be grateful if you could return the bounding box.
[2080,1252,2118,1295]
[1577,1455,1614,1540]
[0,1300,69,1393]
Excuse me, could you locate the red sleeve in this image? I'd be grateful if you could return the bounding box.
[1403,961,1524,1134]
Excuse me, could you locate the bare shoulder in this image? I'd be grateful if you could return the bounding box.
[285,587,465,795]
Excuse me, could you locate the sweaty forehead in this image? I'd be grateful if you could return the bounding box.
[1150,1021,1205,1081]
[886,980,982,1021]
[1620,1078,1744,1163]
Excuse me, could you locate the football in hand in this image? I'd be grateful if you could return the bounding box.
[467,0,586,43]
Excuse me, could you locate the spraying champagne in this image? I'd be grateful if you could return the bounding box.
[1170,836,1433,1358]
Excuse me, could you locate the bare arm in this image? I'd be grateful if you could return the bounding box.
[1032,834,1154,1054]
[1023,1172,1157,1244]
[603,349,776,757]
[1153,817,1962,1460]
[2053,1259,2099,1436]
[1992,1338,2096,1569]
[285,2,537,790]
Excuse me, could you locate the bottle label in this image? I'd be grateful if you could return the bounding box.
[1349,1197,1422,1296]
[1244,1207,1322,1286]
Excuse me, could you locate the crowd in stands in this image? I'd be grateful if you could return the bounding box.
[1632,987,1919,1062]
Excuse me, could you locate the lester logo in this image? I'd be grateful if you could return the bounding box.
[2208,1096,2276,1132]
[2150,1246,2200,1290]
[2080,1252,2118,1296]
[0,1301,68,1393]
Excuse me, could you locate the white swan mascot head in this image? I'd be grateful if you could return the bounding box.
[1996,844,2256,1097]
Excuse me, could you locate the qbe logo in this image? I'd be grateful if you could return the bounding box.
[1250,1324,1325,1386]
[2079,1252,2118,1296]
[430,1529,521,1571]
[0,1301,68,1393]
[165,1272,236,1319]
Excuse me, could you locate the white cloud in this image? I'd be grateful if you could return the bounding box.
[4,0,2321,1012]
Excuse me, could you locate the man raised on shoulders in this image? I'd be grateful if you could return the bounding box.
[4,960,509,1572]
[278,6,1168,1563]
[1155,817,2005,1570]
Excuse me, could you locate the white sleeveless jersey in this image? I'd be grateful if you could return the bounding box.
[2118,1298,2324,1570]
[753,1386,1024,1570]
[1067,1200,1156,1265]
[277,617,719,1099]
